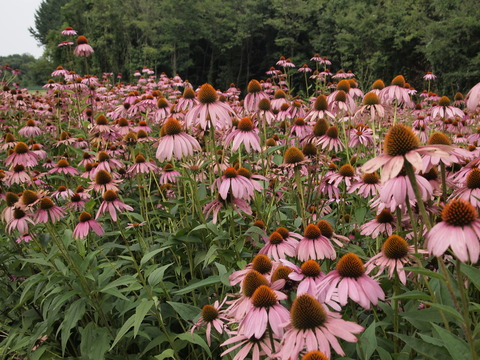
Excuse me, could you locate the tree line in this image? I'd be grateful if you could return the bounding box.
[17,0,480,93]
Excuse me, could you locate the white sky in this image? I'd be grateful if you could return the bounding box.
[0,0,45,58]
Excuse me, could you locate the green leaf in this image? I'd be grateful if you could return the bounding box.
[100,275,137,292]
[176,332,211,357]
[391,290,431,301]
[174,276,220,295]
[167,301,200,322]
[110,314,135,350]
[402,267,445,280]
[390,333,445,359]
[377,347,392,360]
[155,349,175,360]
[432,324,470,360]
[358,320,377,359]
[60,299,86,355]
[80,324,111,360]
[134,300,153,338]
[148,263,172,286]
[459,262,480,291]
[140,247,171,266]
[422,302,464,322]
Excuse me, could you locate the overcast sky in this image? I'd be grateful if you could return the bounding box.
[0,0,45,58]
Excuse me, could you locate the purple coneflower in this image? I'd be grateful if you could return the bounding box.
[74,36,94,57]
[427,199,480,263]
[127,154,159,175]
[48,159,79,176]
[362,124,453,181]
[431,96,464,119]
[244,79,269,113]
[258,229,298,260]
[35,197,65,224]
[276,294,363,360]
[6,142,38,167]
[156,118,201,162]
[466,81,480,111]
[61,26,77,36]
[214,167,256,201]
[283,259,325,296]
[73,212,104,239]
[190,299,229,346]
[159,163,181,184]
[318,253,385,309]
[96,190,133,221]
[224,117,261,153]
[7,208,34,234]
[360,208,396,238]
[378,75,414,107]
[204,194,252,224]
[366,234,425,285]
[348,171,381,198]
[18,119,42,137]
[297,224,335,261]
[317,126,344,152]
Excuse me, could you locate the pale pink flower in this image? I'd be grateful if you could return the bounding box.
[362,124,453,181]
[366,234,426,285]
[190,299,229,346]
[204,195,252,224]
[276,294,363,360]
[282,259,325,296]
[213,167,256,201]
[61,27,77,36]
[18,119,42,137]
[348,171,381,198]
[466,81,480,111]
[450,168,480,207]
[5,142,38,167]
[48,159,79,176]
[127,155,159,175]
[297,224,336,261]
[258,230,299,260]
[74,36,94,57]
[378,75,414,107]
[96,190,133,221]
[159,164,181,184]
[7,208,34,234]
[360,208,396,238]
[35,197,65,224]
[431,96,464,119]
[73,212,104,239]
[224,117,261,153]
[156,118,201,162]
[318,253,385,309]
[427,199,480,263]
[221,331,278,360]
[423,72,437,81]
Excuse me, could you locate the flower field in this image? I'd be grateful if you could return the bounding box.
[1,50,480,359]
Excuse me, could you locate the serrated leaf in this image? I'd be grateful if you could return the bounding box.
[148,263,172,286]
[167,301,200,322]
[174,276,220,295]
[61,299,86,355]
[432,324,470,360]
[176,332,211,357]
[110,314,135,350]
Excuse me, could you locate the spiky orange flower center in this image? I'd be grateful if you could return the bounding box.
[302,351,329,360]
[316,220,333,238]
[247,79,262,93]
[77,36,88,45]
[372,79,385,90]
[252,254,273,274]
[242,270,269,297]
[391,75,406,87]
[27,119,36,126]
[384,124,419,156]
[79,211,92,222]
[284,146,305,164]
[274,90,286,99]
[96,115,108,125]
[118,117,129,127]
[157,97,168,108]
[98,151,110,162]
[376,209,394,223]
[442,199,477,227]
[103,190,118,202]
[183,87,196,99]
[301,260,321,277]
[314,95,328,111]
[438,96,451,107]
[326,126,338,139]
[337,80,350,92]
[304,224,321,239]
[224,167,237,179]
[6,192,19,207]
[428,132,451,145]
[269,231,284,245]
[363,92,380,105]
[466,168,480,189]
[39,197,55,210]
[95,170,112,185]
[363,172,380,184]
[258,98,271,111]
[339,164,355,177]
[237,167,251,179]
[454,92,464,101]
[294,118,306,126]
[57,159,70,168]
[336,253,365,278]
[238,117,254,132]
[253,220,265,229]
[302,142,317,156]
[198,84,217,104]
[135,154,146,164]
[271,265,293,283]
[291,294,327,330]
[382,235,409,259]
[276,227,289,239]
[201,305,218,322]
[13,208,26,219]
[251,285,277,308]
[14,142,29,154]
[334,90,346,102]
[22,190,38,205]
[313,119,329,136]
